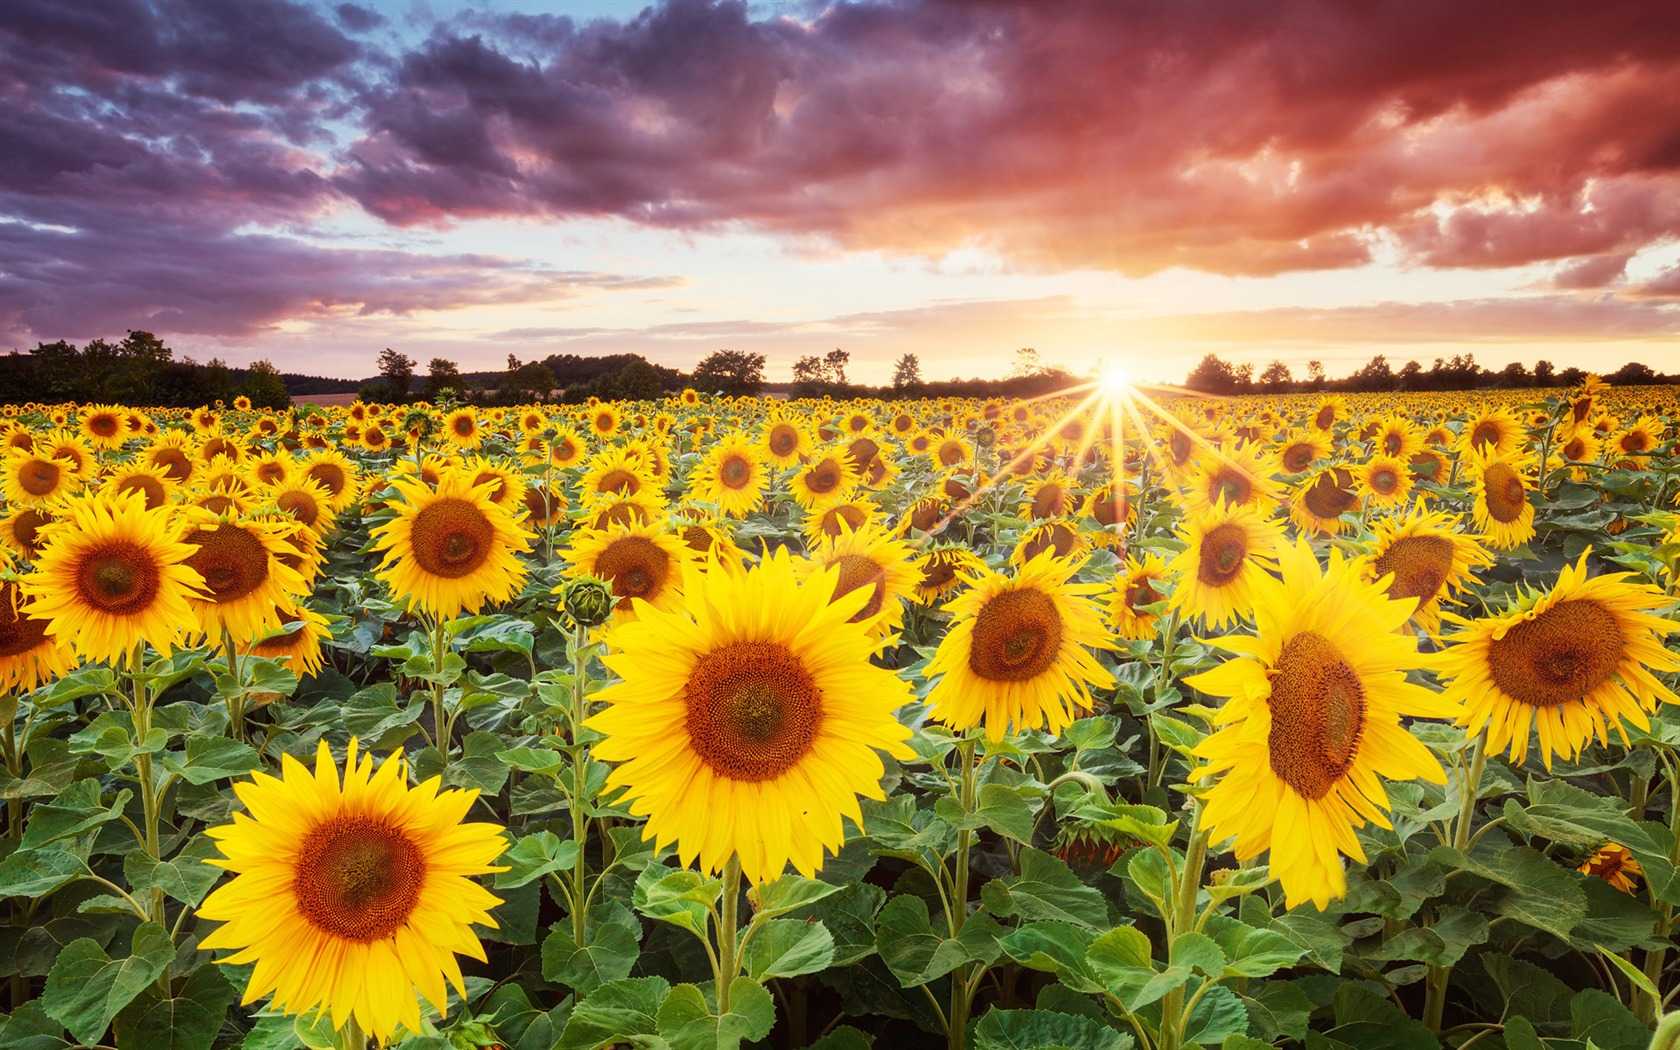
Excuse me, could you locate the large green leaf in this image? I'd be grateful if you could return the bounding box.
[41,923,174,1045]
[740,918,835,981]
[982,848,1110,929]
[970,1007,1133,1050]
[655,978,776,1050]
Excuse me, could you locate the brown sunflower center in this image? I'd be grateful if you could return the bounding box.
[88,414,121,438]
[685,641,821,781]
[255,462,287,484]
[909,500,945,533]
[1031,484,1067,519]
[1382,432,1403,455]
[1487,598,1626,708]
[969,588,1062,682]
[278,489,321,527]
[1373,534,1454,609]
[1409,451,1442,481]
[1266,631,1366,800]
[596,536,670,607]
[1469,422,1502,450]
[1314,405,1335,430]
[1091,490,1126,526]
[718,454,753,489]
[1019,522,1078,563]
[832,554,887,623]
[768,424,799,456]
[10,509,47,556]
[1482,462,1527,523]
[453,417,474,437]
[806,461,841,494]
[76,541,161,615]
[1125,575,1162,610]
[820,504,867,537]
[186,525,271,603]
[1205,466,1252,507]
[306,462,347,497]
[1281,443,1315,472]
[18,458,59,496]
[293,817,424,941]
[920,558,959,592]
[1369,466,1399,495]
[115,474,167,509]
[597,469,640,495]
[1302,473,1357,519]
[1196,523,1249,586]
[596,412,614,431]
[410,498,495,578]
[1563,437,1588,461]
[937,441,965,466]
[0,581,50,657]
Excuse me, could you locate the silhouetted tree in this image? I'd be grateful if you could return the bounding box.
[1185,354,1239,395]
[1259,360,1291,391]
[823,348,850,385]
[426,357,463,399]
[1609,361,1657,385]
[1306,360,1326,391]
[377,348,416,401]
[693,350,766,396]
[1397,360,1424,390]
[892,353,923,391]
[792,356,825,384]
[1533,360,1556,386]
[1497,361,1531,387]
[241,360,291,409]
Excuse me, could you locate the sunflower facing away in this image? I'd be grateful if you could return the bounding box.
[198,739,506,1042]
[924,549,1114,741]
[21,490,206,664]
[372,469,533,620]
[586,548,914,883]
[1167,500,1284,630]
[1189,540,1453,910]
[1436,550,1680,769]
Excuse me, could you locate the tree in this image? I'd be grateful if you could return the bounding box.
[1533,360,1556,386]
[1012,347,1048,378]
[240,359,291,409]
[792,356,825,385]
[1306,360,1326,390]
[496,355,555,403]
[377,348,416,401]
[426,357,463,399]
[1497,361,1531,388]
[1350,354,1395,391]
[1185,354,1239,395]
[1609,361,1657,385]
[823,348,850,385]
[1397,360,1424,390]
[1259,360,1291,391]
[891,353,923,391]
[692,350,766,396]
[590,358,667,401]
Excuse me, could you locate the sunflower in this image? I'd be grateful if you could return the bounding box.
[0,506,50,561]
[691,433,769,518]
[243,603,332,678]
[1460,405,1523,457]
[79,404,129,449]
[1580,843,1643,894]
[797,523,920,643]
[1469,449,1536,550]
[269,478,337,536]
[913,545,983,605]
[897,495,949,538]
[1189,540,1451,910]
[462,458,523,511]
[1308,396,1346,432]
[1436,551,1680,769]
[0,575,76,693]
[198,738,505,1042]
[790,448,860,511]
[579,491,665,531]
[100,462,176,511]
[1356,454,1412,508]
[1360,508,1492,637]
[588,404,622,439]
[924,550,1114,741]
[1408,447,1450,485]
[562,520,689,621]
[20,490,206,664]
[4,449,79,507]
[300,450,361,513]
[1372,414,1423,460]
[519,481,566,527]
[586,548,914,882]
[1110,553,1170,641]
[546,426,588,468]
[1167,500,1284,630]
[761,414,812,467]
[1009,519,1091,568]
[579,446,655,506]
[1288,467,1359,537]
[805,498,879,545]
[181,510,309,644]
[932,435,972,470]
[372,470,533,619]
[1558,428,1602,478]
[1182,444,1281,518]
[443,408,482,449]
[1022,472,1078,520]
[1274,429,1331,475]
[673,517,744,573]
[244,451,296,490]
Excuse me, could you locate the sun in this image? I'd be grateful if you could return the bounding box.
[1098,362,1132,396]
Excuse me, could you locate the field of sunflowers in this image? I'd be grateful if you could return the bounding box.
[2,377,1680,1050]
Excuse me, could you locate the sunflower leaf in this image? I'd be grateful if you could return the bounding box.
[656,977,775,1050]
[41,922,174,1046]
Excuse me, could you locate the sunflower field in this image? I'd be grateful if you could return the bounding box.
[3,378,1680,1050]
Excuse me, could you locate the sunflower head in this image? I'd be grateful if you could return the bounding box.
[1168,500,1284,630]
[561,520,689,621]
[372,469,534,620]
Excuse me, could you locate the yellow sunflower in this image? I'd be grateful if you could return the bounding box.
[690,433,769,518]
[1182,443,1281,518]
[198,738,506,1043]
[4,449,79,507]
[0,506,51,562]
[1189,540,1452,910]
[143,430,198,484]
[913,545,983,605]
[1469,449,1536,550]
[79,404,129,449]
[1288,467,1359,537]
[242,603,332,678]
[761,414,812,467]
[1110,553,1170,641]
[1436,551,1680,769]
[797,522,920,643]
[790,448,860,511]
[561,520,690,621]
[180,510,310,644]
[1009,519,1092,568]
[1167,501,1284,630]
[586,548,914,882]
[1580,843,1643,894]
[1360,508,1492,637]
[269,478,338,536]
[1460,405,1523,457]
[0,575,76,693]
[588,404,622,439]
[546,426,588,468]
[924,550,1115,741]
[300,450,361,513]
[99,462,176,511]
[1274,430,1331,475]
[1356,454,1412,508]
[579,446,655,505]
[20,490,206,663]
[372,470,533,619]
[442,408,482,449]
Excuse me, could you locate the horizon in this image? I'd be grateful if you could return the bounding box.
[4,1,1680,384]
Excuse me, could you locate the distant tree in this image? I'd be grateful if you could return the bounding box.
[823,348,850,385]
[792,356,825,385]
[1557,366,1587,387]
[1185,354,1239,395]
[240,359,291,409]
[693,350,766,396]
[1259,360,1291,391]
[426,357,463,399]
[591,358,667,401]
[1306,360,1326,391]
[1397,360,1424,390]
[202,358,235,405]
[1350,354,1395,391]
[1233,363,1254,392]
[1497,361,1531,387]
[496,355,555,403]
[1533,360,1556,386]
[377,348,416,401]
[1012,347,1049,378]
[891,353,923,391]
[1609,361,1657,385]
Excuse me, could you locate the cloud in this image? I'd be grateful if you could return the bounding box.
[1546,252,1635,290]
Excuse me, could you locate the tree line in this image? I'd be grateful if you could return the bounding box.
[1183,353,1678,395]
[0,333,295,408]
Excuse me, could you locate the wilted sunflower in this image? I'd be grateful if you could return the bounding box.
[0,575,76,693]
[181,511,309,644]
[1360,508,1492,637]
[586,548,914,882]
[1579,843,1643,894]
[691,433,769,518]
[198,739,506,1042]
[562,520,689,620]
[924,550,1114,741]
[1110,553,1170,641]
[242,603,332,678]
[21,489,206,664]
[1167,501,1284,630]
[1436,550,1680,769]
[1190,540,1451,910]
[1469,449,1536,550]
[4,449,78,507]
[797,522,919,643]
[373,470,533,619]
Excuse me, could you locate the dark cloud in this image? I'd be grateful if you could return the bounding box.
[335,3,383,33]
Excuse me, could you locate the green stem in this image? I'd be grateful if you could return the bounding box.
[430,614,450,762]
[335,1015,367,1050]
[717,855,742,1014]
[128,648,164,925]
[1637,758,1680,1024]
[570,623,591,946]
[221,627,245,741]
[1424,733,1489,1032]
[1159,802,1209,1050]
[949,735,979,1050]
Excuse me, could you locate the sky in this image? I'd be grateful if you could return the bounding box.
[3,1,1680,385]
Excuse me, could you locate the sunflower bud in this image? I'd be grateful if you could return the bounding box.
[563,576,615,627]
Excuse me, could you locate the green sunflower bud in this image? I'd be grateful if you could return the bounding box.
[562,576,615,627]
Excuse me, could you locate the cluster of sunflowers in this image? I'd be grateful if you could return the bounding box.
[1,375,1679,1050]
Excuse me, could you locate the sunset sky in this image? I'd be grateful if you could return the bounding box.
[3,0,1679,384]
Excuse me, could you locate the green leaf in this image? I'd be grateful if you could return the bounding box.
[1181,984,1250,1046]
[875,894,1004,987]
[750,874,842,920]
[633,863,722,938]
[0,848,84,899]
[998,922,1102,995]
[541,903,641,995]
[656,978,776,1050]
[1205,916,1306,978]
[1086,926,1154,977]
[0,1001,70,1050]
[123,837,223,907]
[113,964,235,1050]
[22,779,133,850]
[799,882,885,966]
[494,831,579,890]
[1429,838,1586,942]
[1169,932,1226,977]
[444,731,513,795]
[971,1007,1133,1050]
[453,614,536,655]
[741,918,835,980]
[160,737,261,785]
[937,784,1038,844]
[1570,988,1649,1050]
[496,746,566,777]
[556,976,669,1050]
[981,848,1109,929]
[41,923,174,1045]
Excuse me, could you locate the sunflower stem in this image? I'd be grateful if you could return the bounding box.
[1636,757,1680,1023]
[570,621,591,946]
[430,613,450,763]
[948,734,979,1050]
[717,854,742,1014]
[1159,800,1209,1050]
[1424,733,1489,1031]
[335,1015,367,1050]
[221,626,245,741]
